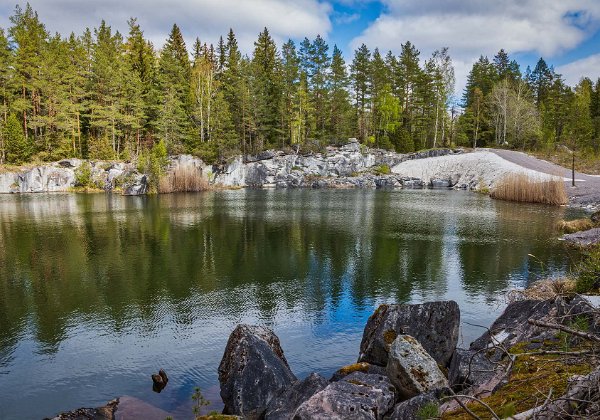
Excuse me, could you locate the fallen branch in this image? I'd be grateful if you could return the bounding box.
[527,319,600,343]
[441,391,501,420]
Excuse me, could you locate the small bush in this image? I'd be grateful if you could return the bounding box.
[557,218,594,234]
[490,173,567,205]
[158,166,208,193]
[416,401,439,419]
[74,162,93,188]
[373,164,391,175]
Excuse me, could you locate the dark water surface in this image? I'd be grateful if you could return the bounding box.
[0,190,581,419]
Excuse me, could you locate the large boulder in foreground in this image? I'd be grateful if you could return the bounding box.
[358,301,459,367]
[469,299,557,359]
[294,371,396,419]
[218,325,296,419]
[264,372,328,420]
[386,335,448,400]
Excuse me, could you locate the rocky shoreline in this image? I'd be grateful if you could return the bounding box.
[0,141,467,195]
[50,296,600,419]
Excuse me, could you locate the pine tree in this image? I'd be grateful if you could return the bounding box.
[4,113,32,163]
[9,4,48,144]
[329,45,353,141]
[351,44,371,141]
[281,40,300,146]
[158,24,191,152]
[251,27,282,149]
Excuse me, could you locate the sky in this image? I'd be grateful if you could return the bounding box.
[1,0,600,97]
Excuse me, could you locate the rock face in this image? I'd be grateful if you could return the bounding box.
[563,227,600,247]
[264,372,328,420]
[211,144,458,189]
[386,335,449,400]
[294,371,396,420]
[358,301,460,367]
[218,325,296,420]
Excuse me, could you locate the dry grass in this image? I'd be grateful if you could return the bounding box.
[490,173,568,205]
[557,218,594,234]
[158,165,208,193]
[506,277,577,303]
[532,148,600,176]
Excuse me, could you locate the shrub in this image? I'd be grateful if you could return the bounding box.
[137,140,169,193]
[74,161,93,188]
[373,164,391,175]
[490,173,567,205]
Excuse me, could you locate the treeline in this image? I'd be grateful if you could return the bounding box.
[458,50,600,152]
[0,4,456,164]
[0,4,597,166]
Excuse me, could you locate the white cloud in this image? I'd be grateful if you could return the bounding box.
[351,0,600,94]
[0,0,332,53]
[558,54,600,86]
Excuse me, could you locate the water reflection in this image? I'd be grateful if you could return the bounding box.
[0,190,579,419]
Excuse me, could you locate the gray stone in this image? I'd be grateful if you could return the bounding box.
[401,177,425,189]
[430,178,452,189]
[386,335,449,400]
[562,227,600,247]
[218,325,296,420]
[330,362,387,382]
[265,373,328,420]
[47,398,119,420]
[448,348,496,391]
[358,301,460,367]
[387,390,448,420]
[294,372,396,420]
[246,163,268,187]
[122,174,148,196]
[469,299,557,358]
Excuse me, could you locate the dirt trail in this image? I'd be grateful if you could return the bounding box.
[489,149,600,209]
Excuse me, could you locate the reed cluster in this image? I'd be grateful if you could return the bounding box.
[158,166,208,193]
[490,173,567,205]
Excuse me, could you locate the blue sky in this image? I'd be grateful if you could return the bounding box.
[1,0,600,93]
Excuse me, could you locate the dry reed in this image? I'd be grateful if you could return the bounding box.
[490,173,568,205]
[557,218,594,234]
[506,278,576,303]
[158,165,208,193]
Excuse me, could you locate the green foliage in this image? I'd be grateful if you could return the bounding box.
[191,386,210,417]
[3,114,32,164]
[416,401,439,419]
[0,4,596,164]
[74,162,93,187]
[498,402,516,418]
[575,245,600,293]
[373,164,391,175]
[138,139,169,192]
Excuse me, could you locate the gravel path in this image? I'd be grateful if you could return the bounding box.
[489,149,600,209]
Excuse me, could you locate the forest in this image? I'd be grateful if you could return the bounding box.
[0,4,599,165]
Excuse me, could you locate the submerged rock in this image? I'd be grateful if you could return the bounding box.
[218,325,296,420]
[264,372,328,420]
[294,371,396,419]
[47,398,119,420]
[386,335,449,400]
[358,301,460,367]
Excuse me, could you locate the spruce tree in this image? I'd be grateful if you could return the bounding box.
[4,113,32,163]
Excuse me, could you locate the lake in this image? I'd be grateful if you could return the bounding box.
[0,189,581,419]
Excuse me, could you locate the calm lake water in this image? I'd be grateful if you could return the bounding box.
[0,190,582,419]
